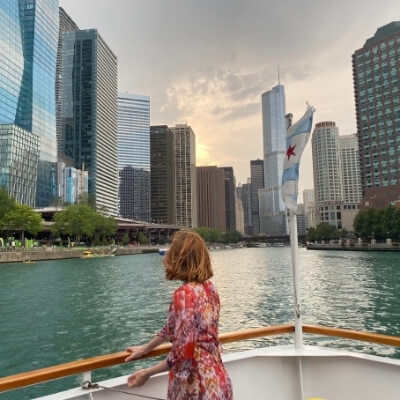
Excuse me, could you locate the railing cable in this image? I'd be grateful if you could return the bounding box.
[82,380,165,400]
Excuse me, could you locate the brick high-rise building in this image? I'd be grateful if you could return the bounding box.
[196,166,226,231]
[171,124,197,228]
[353,22,400,208]
[150,125,176,224]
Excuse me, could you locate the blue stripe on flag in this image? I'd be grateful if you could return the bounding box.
[282,163,299,184]
[288,115,313,139]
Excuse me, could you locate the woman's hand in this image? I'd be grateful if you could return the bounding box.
[127,369,150,388]
[125,345,147,362]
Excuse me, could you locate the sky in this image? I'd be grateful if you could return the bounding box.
[59,0,400,197]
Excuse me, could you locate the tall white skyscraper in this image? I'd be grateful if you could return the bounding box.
[339,134,362,205]
[312,122,361,231]
[303,189,316,229]
[259,85,288,236]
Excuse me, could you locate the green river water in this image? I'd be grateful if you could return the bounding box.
[0,248,400,399]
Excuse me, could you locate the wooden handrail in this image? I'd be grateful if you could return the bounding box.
[303,324,400,347]
[0,324,293,393]
[1,324,399,393]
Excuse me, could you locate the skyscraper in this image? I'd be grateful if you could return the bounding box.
[259,85,288,236]
[197,166,226,231]
[303,189,316,229]
[61,29,118,216]
[250,159,264,235]
[150,125,176,224]
[222,167,236,232]
[353,22,400,208]
[56,7,78,154]
[312,122,361,231]
[118,94,150,221]
[339,134,362,205]
[237,180,253,235]
[0,0,59,207]
[171,124,197,228]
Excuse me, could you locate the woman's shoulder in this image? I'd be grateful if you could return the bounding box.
[174,280,216,297]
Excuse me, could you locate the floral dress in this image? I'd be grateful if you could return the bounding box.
[159,280,233,400]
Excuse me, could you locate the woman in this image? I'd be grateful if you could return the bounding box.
[125,230,233,400]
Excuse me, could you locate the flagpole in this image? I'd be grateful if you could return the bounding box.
[289,209,303,349]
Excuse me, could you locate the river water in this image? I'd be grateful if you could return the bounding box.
[1,248,400,399]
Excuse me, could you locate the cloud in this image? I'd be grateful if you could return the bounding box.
[60,0,400,192]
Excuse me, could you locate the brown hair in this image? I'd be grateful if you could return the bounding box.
[164,230,213,282]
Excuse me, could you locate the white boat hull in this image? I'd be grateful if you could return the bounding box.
[36,345,400,400]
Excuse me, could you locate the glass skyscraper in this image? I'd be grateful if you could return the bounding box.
[118,94,151,221]
[0,0,59,206]
[61,29,118,216]
[259,85,288,237]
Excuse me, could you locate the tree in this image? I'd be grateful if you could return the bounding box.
[121,233,130,245]
[194,227,222,243]
[137,232,148,245]
[222,230,243,244]
[354,208,384,239]
[93,214,118,245]
[52,204,96,243]
[307,227,316,241]
[310,223,340,241]
[2,204,43,241]
[0,187,16,227]
[382,206,400,239]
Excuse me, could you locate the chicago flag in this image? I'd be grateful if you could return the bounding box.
[281,105,315,211]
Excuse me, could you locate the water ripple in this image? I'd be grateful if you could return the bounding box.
[1,249,400,399]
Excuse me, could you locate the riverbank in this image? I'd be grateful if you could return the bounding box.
[0,246,159,263]
[307,243,400,252]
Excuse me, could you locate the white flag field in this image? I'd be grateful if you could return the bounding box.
[281,105,315,211]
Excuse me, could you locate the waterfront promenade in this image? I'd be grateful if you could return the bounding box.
[0,246,158,263]
[307,239,400,252]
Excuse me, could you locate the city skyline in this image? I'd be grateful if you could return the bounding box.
[59,0,400,195]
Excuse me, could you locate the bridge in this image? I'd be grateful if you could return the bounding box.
[34,208,182,244]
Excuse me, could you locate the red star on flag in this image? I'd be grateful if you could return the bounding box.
[286,144,296,160]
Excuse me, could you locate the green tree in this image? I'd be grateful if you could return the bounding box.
[0,187,16,226]
[2,203,43,241]
[194,227,222,243]
[354,208,384,239]
[312,223,340,241]
[222,230,243,244]
[307,227,316,241]
[93,214,118,244]
[52,204,96,243]
[121,233,130,245]
[382,206,400,239]
[137,232,148,245]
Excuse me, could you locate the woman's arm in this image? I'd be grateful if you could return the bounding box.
[125,335,167,362]
[127,359,169,388]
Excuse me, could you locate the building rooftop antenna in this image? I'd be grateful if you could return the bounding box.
[278,64,281,85]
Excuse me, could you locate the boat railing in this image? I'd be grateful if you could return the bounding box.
[1,324,400,394]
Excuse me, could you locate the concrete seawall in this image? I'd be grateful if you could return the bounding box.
[0,247,159,264]
[307,244,400,252]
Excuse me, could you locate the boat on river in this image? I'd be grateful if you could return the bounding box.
[158,248,169,255]
[0,323,399,399]
[82,248,117,258]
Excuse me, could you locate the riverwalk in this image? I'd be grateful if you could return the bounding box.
[307,240,400,252]
[0,246,159,263]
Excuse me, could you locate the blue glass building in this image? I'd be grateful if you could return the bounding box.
[118,94,151,220]
[0,0,59,206]
[61,30,118,216]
